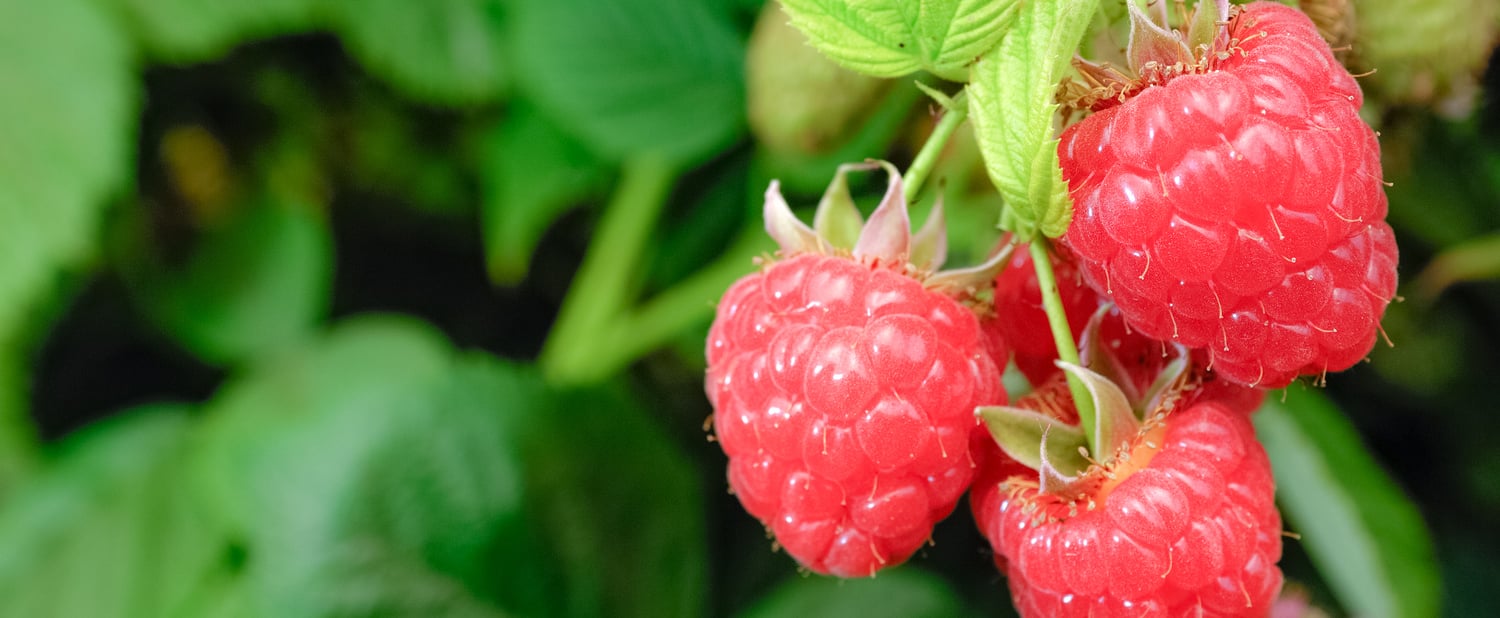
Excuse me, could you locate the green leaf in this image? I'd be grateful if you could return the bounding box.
[0,406,233,618]
[479,102,609,285]
[739,568,966,618]
[510,0,745,164]
[967,0,1098,238]
[193,316,565,618]
[324,0,511,105]
[0,350,37,494]
[129,198,333,367]
[778,0,1021,82]
[0,0,137,341]
[1256,388,1441,618]
[521,376,709,618]
[193,317,706,617]
[105,0,317,62]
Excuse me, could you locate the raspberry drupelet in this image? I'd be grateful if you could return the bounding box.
[1058,1,1398,388]
[706,162,1009,577]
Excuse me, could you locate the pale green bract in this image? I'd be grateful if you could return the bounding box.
[967,0,1099,239]
[778,0,1020,82]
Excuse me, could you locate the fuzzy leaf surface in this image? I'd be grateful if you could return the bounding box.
[968,0,1098,238]
[778,0,1020,81]
[1257,389,1441,618]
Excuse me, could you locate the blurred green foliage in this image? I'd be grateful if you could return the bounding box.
[0,0,1492,617]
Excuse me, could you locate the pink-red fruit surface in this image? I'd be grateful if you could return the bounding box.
[1059,2,1398,388]
[986,245,1101,386]
[971,402,1283,617]
[706,253,1005,577]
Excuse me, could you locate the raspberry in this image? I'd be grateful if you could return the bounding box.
[972,401,1283,617]
[1057,2,1398,388]
[706,163,1007,577]
[986,244,1102,386]
[987,245,1266,413]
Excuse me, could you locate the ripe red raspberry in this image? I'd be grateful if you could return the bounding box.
[987,244,1266,413]
[972,400,1283,617]
[986,244,1101,386]
[706,163,1007,577]
[1057,1,1399,388]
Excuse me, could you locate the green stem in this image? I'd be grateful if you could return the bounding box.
[610,228,771,370]
[540,155,675,385]
[902,90,968,204]
[1029,238,1096,452]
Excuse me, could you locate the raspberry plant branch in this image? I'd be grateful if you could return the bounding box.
[1028,237,1097,452]
[612,228,769,368]
[540,155,676,385]
[901,89,968,204]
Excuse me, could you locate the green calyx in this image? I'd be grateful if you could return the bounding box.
[976,305,1193,494]
[1064,0,1233,111]
[979,362,1140,494]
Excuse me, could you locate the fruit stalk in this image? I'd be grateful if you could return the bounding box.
[902,90,968,204]
[1028,238,1096,451]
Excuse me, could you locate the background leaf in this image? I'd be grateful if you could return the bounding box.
[1257,388,1442,618]
[479,102,609,285]
[521,371,709,618]
[0,406,231,618]
[967,0,1098,238]
[739,568,967,618]
[510,0,746,164]
[324,0,511,105]
[0,0,137,342]
[128,198,333,366]
[191,316,561,617]
[105,0,317,62]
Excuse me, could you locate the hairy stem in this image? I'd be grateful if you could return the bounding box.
[1029,238,1097,452]
[903,89,969,204]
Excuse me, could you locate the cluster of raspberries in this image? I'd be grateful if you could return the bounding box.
[705,3,1396,616]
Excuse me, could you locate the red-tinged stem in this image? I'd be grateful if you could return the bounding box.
[1029,237,1097,454]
